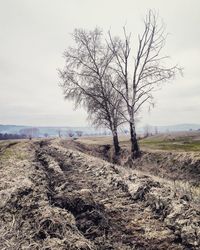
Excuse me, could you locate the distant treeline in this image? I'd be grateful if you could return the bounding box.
[0,133,27,140]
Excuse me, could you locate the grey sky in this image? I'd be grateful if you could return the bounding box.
[0,0,199,127]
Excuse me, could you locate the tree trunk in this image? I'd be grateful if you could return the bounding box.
[130,122,140,159]
[112,129,120,155]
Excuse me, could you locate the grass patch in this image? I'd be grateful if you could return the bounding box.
[0,142,27,164]
[78,132,200,152]
[140,137,200,151]
[0,147,14,160]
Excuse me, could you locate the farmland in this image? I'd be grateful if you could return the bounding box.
[77,131,200,152]
[0,136,199,249]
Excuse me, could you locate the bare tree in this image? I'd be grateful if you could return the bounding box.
[85,78,124,153]
[76,130,83,137]
[19,127,39,139]
[67,130,74,138]
[59,28,124,155]
[57,130,61,138]
[154,126,158,135]
[44,133,49,138]
[108,10,182,158]
[143,124,151,138]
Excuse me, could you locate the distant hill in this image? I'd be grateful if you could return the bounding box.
[0,124,108,137]
[143,124,200,133]
[1,123,200,137]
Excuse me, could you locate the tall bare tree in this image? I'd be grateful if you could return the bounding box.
[59,28,124,155]
[108,10,182,158]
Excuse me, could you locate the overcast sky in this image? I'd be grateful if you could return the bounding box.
[0,0,199,127]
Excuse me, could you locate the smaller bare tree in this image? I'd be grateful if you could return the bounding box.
[57,130,61,138]
[59,28,125,155]
[144,125,151,138]
[44,133,49,138]
[67,130,74,138]
[154,126,158,135]
[19,127,39,139]
[76,130,83,137]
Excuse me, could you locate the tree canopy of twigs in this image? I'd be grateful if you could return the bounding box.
[107,10,182,158]
[59,28,124,155]
[59,10,182,159]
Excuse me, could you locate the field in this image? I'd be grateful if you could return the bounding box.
[140,132,200,151]
[0,136,199,249]
[77,131,200,152]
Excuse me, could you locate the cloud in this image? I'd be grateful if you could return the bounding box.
[0,0,199,126]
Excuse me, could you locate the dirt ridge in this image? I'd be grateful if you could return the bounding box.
[37,140,200,249]
[0,139,199,249]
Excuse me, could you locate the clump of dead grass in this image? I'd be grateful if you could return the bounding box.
[0,141,95,250]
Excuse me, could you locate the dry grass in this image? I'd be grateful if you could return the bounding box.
[78,131,200,152]
[0,140,94,250]
[74,134,200,204]
[0,138,200,249]
[129,168,200,203]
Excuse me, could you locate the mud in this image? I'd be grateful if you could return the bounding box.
[130,150,200,186]
[63,139,200,187]
[0,139,199,249]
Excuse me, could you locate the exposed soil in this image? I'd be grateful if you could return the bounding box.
[0,139,199,249]
[129,150,200,186]
[62,139,200,187]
